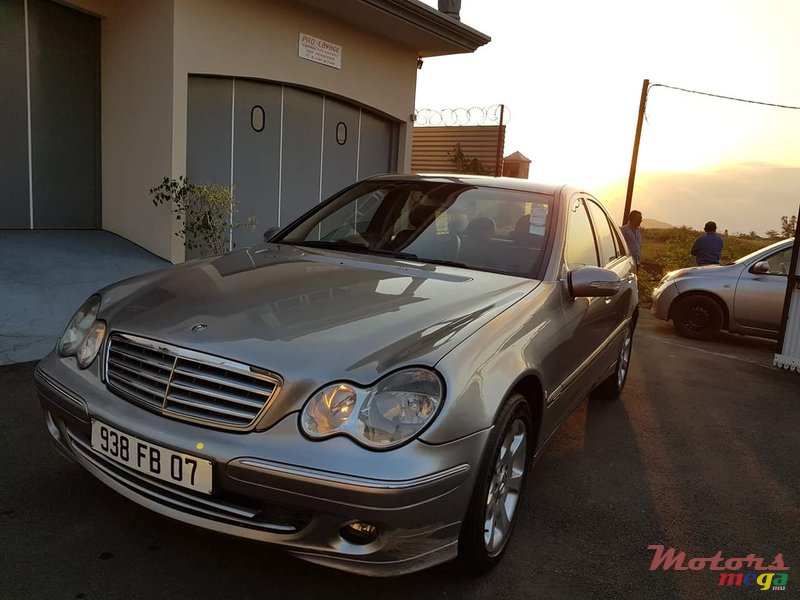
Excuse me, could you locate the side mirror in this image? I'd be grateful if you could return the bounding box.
[568,266,622,298]
[751,261,770,274]
[263,227,281,242]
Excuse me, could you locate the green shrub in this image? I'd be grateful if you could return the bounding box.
[150,176,256,256]
[448,143,486,175]
[637,268,659,305]
[655,227,698,273]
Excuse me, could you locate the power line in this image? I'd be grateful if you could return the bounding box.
[649,83,800,110]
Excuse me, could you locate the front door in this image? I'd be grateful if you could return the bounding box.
[734,246,792,332]
[548,196,607,424]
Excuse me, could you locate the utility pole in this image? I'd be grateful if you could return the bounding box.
[494,104,505,177]
[623,79,649,224]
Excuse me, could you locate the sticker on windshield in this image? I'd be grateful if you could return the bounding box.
[529,205,548,234]
[435,210,449,235]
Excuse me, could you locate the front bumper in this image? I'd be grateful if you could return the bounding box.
[651,281,680,321]
[35,354,489,576]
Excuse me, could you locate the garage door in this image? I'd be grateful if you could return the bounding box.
[0,0,100,229]
[186,76,399,254]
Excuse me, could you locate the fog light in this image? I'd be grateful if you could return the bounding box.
[340,521,379,545]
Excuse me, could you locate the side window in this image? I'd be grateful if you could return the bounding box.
[586,200,620,266]
[764,248,793,275]
[608,215,625,257]
[565,198,599,268]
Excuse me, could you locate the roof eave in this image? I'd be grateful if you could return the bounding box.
[293,0,490,57]
[364,0,491,56]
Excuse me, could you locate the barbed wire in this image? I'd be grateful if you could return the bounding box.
[413,104,509,126]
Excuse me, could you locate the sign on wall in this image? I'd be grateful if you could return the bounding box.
[299,33,342,70]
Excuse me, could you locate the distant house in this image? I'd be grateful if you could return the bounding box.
[0,0,489,262]
[502,151,531,179]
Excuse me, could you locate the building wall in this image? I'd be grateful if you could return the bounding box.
[1,0,101,230]
[59,0,420,262]
[0,0,30,229]
[67,0,177,260]
[171,0,419,201]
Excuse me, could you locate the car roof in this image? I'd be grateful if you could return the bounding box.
[365,173,568,197]
[757,237,795,253]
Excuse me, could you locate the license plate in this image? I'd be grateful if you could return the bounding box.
[90,420,213,494]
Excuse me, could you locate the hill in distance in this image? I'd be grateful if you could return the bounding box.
[641,218,674,229]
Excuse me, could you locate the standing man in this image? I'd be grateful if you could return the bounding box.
[690,221,724,265]
[621,210,642,271]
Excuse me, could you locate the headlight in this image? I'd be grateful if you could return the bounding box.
[58,295,106,369]
[76,320,107,368]
[301,368,443,449]
[659,270,682,285]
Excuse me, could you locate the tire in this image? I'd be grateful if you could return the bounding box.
[672,295,723,340]
[457,394,533,574]
[593,323,633,399]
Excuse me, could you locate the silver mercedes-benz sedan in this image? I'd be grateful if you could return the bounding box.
[652,237,794,340]
[36,174,638,576]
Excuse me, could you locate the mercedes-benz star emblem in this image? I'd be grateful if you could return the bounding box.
[191,323,208,333]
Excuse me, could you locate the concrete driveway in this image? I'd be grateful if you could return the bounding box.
[0,231,168,365]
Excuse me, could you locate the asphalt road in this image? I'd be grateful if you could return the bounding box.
[1,314,798,599]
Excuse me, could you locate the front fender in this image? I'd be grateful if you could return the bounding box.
[669,277,736,322]
[420,285,559,446]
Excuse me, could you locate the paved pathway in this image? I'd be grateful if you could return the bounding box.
[0,230,168,364]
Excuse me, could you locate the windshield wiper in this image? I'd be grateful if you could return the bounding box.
[413,258,470,269]
[291,240,419,260]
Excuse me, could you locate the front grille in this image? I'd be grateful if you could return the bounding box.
[105,334,281,430]
[106,337,173,411]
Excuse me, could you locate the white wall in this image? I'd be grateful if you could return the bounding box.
[171,0,418,176]
[66,0,419,262]
[68,0,177,261]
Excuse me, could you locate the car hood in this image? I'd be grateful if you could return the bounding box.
[99,244,538,425]
[663,262,742,281]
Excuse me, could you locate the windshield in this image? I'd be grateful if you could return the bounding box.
[733,238,793,265]
[277,179,554,278]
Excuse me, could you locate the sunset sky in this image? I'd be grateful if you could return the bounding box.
[416,0,800,234]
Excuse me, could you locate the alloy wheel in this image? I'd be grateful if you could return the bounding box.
[617,330,632,388]
[484,418,527,555]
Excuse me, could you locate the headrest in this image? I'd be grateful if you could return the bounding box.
[466,217,496,239]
